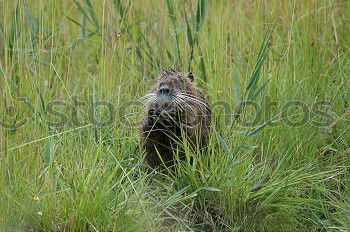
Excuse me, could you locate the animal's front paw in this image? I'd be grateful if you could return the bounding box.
[148,108,157,118]
[147,109,159,124]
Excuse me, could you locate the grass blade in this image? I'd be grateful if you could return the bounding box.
[247,77,272,102]
[215,129,234,159]
[66,16,96,35]
[84,0,99,32]
[246,25,275,92]
[166,0,181,63]
[184,10,194,69]
[233,65,242,103]
[195,0,208,32]
[73,0,92,24]
[8,1,21,59]
[198,48,206,82]
[72,0,99,33]
[246,109,285,137]
[113,0,124,18]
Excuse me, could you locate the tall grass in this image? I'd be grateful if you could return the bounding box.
[1,0,349,231]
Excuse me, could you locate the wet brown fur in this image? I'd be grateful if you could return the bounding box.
[140,70,211,169]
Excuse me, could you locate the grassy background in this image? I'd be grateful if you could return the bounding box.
[0,0,349,231]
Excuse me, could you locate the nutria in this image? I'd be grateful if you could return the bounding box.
[140,70,211,169]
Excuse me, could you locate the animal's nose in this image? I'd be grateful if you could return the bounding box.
[159,86,171,95]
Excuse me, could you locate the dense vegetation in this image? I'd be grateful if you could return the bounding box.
[0,0,349,231]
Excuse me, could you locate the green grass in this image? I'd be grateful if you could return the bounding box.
[1,0,349,231]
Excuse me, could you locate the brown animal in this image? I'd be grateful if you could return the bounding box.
[140,70,211,169]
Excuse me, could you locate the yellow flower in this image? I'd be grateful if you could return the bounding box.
[34,196,40,201]
[218,89,223,95]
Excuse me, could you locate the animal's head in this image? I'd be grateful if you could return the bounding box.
[144,70,199,123]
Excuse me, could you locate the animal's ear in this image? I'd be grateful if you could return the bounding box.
[187,72,194,82]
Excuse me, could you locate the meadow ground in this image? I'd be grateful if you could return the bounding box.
[0,0,349,231]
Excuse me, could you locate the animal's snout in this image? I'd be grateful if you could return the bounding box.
[158,86,172,95]
[155,85,174,112]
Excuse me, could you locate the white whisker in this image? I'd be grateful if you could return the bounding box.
[138,93,157,104]
[174,94,195,111]
[177,94,209,109]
